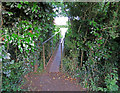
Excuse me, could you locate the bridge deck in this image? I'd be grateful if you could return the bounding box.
[21,38,86,91]
[49,42,61,72]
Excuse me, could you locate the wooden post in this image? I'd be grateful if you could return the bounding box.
[52,39,53,54]
[61,42,63,71]
[34,63,38,72]
[48,43,51,58]
[58,33,60,41]
[63,38,65,56]
[57,33,59,43]
[43,44,45,69]
[56,35,57,46]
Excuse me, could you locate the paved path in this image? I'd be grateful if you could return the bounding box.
[49,42,61,72]
[22,72,86,91]
[22,39,86,91]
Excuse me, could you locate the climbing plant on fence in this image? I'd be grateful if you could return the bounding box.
[1,2,57,91]
[63,2,120,91]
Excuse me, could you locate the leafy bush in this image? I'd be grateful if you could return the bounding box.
[63,2,120,92]
[1,2,57,91]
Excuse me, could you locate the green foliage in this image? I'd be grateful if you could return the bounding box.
[2,2,57,91]
[104,68,118,91]
[63,2,120,92]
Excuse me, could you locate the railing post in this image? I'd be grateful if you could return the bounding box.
[42,31,61,70]
[52,39,53,54]
[57,33,59,43]
[58,33,60,41]
[48,44,50,58]
[55,35,57,46]
[61,42,63,71]
[43,44,45,69]
[63,38,65,57]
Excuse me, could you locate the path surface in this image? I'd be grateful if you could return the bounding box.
[22,72,86,91]
[49,42,61,72]
[22,39,86,91]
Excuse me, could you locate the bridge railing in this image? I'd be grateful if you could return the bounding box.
[60,37,65,71]
[42,31,61,70]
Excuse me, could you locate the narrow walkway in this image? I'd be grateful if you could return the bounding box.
[22,72,86,91]
[22,39,86,91]
[49,42,61,72]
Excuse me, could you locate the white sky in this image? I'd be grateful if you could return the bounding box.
[60,28,68,38]
[54,17,68,25]
[54,17,68,39]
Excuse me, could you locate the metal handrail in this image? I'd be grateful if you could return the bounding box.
[60,38,64,44]
[60,37,65,71]
[42,30,61,70]
[42,31,61,45]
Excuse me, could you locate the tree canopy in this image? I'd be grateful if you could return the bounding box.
[63,2,120,91]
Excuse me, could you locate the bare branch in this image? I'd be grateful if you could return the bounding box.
[103,36,109,48]
[101,25,119,31]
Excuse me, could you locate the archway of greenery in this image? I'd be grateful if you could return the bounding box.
[1,2,120,91]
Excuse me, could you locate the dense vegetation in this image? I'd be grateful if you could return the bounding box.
[1,2,59,91]
[63,2,120,91]
[1,2,120,92]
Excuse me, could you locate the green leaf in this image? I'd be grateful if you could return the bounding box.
[17,4,22,9]
[31,49,34,52]
[8,12,13,15]
[39,15,41,17]
[114,11,117,17]
[85,83,88,88]
[97,27,99,30]
[40,38,43,42]
[97,87,103,91]
[35,9,38,13]
[29,24,32,28]
[32,7,35,13]
[24,1,29,4]
[35,26,38,30]
[19,47,23,53]
[20,1,23,4]
[111,80,116,85]
[31,62,34,66]
[100,40,103,44]
[26,50,29,54]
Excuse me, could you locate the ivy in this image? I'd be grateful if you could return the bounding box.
[2,2,57,91]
